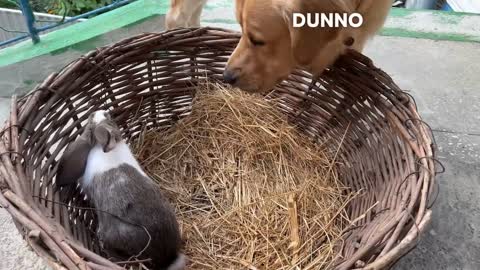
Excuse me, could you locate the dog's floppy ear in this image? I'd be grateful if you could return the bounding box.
[94,125,119,153]
[283,0,349,67]
[56,138,91,189]
[351,0,374,12]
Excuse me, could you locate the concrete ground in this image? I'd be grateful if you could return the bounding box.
[365,37,480,270]
[0,20,479,270]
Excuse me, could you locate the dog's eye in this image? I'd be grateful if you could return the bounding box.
[248,34,265,46]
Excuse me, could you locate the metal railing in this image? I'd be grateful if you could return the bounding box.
[0,0,137,48]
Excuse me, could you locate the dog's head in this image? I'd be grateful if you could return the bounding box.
[224,0,358,93]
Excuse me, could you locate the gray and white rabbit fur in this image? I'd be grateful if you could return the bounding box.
[56,110,185,270]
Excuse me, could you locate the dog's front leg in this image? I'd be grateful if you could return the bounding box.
[188,0,207,27]
[166,0,208,30]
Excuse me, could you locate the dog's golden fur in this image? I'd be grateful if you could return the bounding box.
[166,0,391,92]
[166,0,207,29]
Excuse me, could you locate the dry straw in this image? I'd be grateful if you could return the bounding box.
[134,83,355,270]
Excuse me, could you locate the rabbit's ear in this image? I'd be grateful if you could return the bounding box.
[56,138,91,189]
[94,125,118,153]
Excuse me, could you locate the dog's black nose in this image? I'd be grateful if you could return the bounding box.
[223,69,238,85]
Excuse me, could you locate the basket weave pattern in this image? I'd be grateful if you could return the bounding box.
[0,27,437,270]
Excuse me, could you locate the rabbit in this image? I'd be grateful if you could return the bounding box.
[55,110,186,270]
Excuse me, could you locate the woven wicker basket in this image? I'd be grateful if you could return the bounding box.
[0,27,438,270]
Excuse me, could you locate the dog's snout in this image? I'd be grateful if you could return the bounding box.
[223,69,238,85]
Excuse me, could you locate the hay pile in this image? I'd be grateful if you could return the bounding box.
[133,83,354,270]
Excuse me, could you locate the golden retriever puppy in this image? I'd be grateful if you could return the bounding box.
[166,0,391,93]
